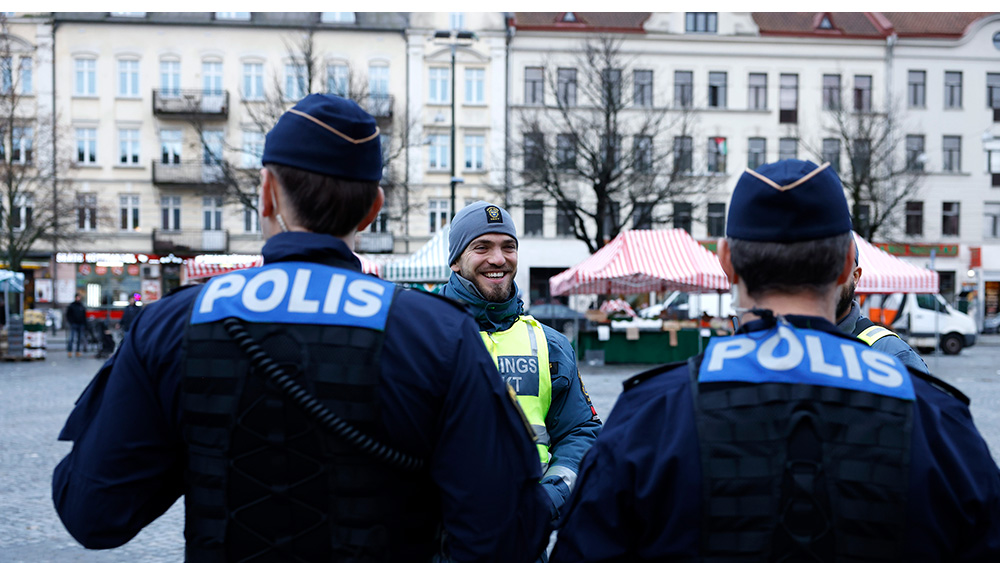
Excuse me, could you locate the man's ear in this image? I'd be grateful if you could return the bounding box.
[718,238,738,285]
[356,187,384,232]
[836,240,856,285]
[260,167,276,218]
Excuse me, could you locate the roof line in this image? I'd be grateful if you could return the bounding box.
[864,12,895,36]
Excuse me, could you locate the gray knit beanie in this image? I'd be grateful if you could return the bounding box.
[448,201,518,265]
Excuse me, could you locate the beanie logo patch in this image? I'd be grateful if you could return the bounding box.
[485,206,503,224]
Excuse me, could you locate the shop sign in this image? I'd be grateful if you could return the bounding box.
[95,266,107,276]
[127,265,140,276]
[112,266,124,276]
[873,243,959,257]
[78,264,91,275]
[57,252,188,266]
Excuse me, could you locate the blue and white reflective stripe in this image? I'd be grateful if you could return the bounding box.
[699,325,915,400]
[191,261,393,331]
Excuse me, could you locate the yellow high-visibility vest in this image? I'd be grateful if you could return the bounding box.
[857,324,899,346]
[481,315,552,469]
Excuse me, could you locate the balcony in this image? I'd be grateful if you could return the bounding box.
[152,229,229,254]
[152,161,226,187]
[362,94,394,120]
[153,89,229,119]
[355,231,394,253]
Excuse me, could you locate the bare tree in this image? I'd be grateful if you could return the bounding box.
[0,17,76,272]
[806,98,924,242]
[193,28,415,227]
[510,36,722,253]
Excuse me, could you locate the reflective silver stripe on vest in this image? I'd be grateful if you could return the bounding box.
[543,464,578,491]
[526,321,539,357]
[532,424,551,446]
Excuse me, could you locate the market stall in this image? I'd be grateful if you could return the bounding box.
[184,253,382,282]
[853,232,939,294]
[549,229,731,364]
[382,225,451,285]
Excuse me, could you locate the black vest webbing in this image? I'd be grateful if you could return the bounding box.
[689,354,914,562]
[181,299,438,562]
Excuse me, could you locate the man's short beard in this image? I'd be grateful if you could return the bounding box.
[836,279,856,320]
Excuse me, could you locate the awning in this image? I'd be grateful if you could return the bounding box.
[383,225,452,283]
[854,232,938,294]
[185,253,381,280]
[550,229,730,296]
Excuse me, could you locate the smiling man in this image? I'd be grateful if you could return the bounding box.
[441,201,602,530]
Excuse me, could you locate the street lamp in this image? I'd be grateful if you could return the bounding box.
[433,29,477,220]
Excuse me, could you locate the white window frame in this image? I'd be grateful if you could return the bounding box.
[160,129,182,165]
[984,202,1000,239]
[429,198,450,233]
[285,62,307,100]
[465,68,484,104]
[242,62,264,100]
[19,56,31,94]
[327,63,349,97]
[464,134,484,171]
[215,12,250,20]
[429,134,450,171]
[242,130,265,169]
[160,60,180,96]
[202,61,223,94]
[77,193,97,232]
[11,126,32,164]
[120,195,140,231]
[450,12,465,30]
[75,57,96,96]
[203,196,223,231]
[161,196,181,231]
[118,59,139,97]
[12,193,31,232]
[76,127,97,165]
[244,203,260,233]
[118,128,140,165]
[321,12,355,23]
[429,67,450,104]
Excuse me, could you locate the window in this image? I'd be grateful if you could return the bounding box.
[823,138,841,173]
[988,73,1000,109]
[75,58,96,96]
[779,73,798,123]
[215,12,250,20]
[944,71,962,109]
[285,63,307,100]
[203,61,223,94]
[118,59,139,97]
[602,68,622,107]
[429,134,449,171]
[673,202,693,233]
[906,201,923,236]
[238,62,263,100]
[635,135,653,173]
[524,132,544,172]
[118,128,140,165]
[708,137,726,173]
[908,70,926,108]
[673,136,692,173]
[450,12,464,30]
[368,65,389,115]
[11,126,32,164]
[685,12,717,33]
[76,128,97,164]
[464,134,484,171]
[325,63,349,97]
[943,135,961,172]
[748,73,767,110]
[906,135,925,171]
[77,193,97,231]
[707,202,726,237]
[525,67,543,105]
[161,196,181,231]
[523,200,543,236]
[634,69,653,107]
[111,12,145,17]
[320,12,355,23]
[0,57,10,93]
[557,68,577,107]
[11,194,31,231]
[429,199,449,233]
[202,130,224,165]
[854,75,872,112]
[779,137,797,161]
[556,201,575,237]
[19,57,32,94]
[601,200,620,235]
[674,70,693,108]
[601,135,621,171]
[853,203,871,236]
[465,68,484,104]
[748,137,766,169]
[160,60,180,96]
[556,133,576,171]
[120,195,140,231]
[985,203,1000,239]
[942,202,960,236]
[823,74,841,110]
[244,203,260,233]
[160,129,182,164]
[633,201,654,229]
[428,67,450,104]
[852,138,871,173]
[242,130,264,169]
[708,71,726,108]
[203,197,222,231]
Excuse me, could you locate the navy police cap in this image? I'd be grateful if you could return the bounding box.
[727,159,852,242]
[261,93,382,182]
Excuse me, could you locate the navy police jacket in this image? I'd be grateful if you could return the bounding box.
[53,232,551,563]
[552,315,1000,562]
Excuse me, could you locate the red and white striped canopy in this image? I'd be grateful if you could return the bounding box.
[185,254,381,280]
[550,229,730,296]
[854,232,938,294]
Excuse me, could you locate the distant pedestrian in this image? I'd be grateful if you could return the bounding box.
[65,295,87,358]
[117,295,140,333]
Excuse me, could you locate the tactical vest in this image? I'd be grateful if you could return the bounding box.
[853,316,901,347]
[480,315,552,469]
[692,321,914,562]
[180,261,438,562]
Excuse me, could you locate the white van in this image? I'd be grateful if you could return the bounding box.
[639,291,735,320]
[870,293,977,355]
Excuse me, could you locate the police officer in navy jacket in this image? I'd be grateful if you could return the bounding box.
[552,160,1000,562]
[53,94,551,562]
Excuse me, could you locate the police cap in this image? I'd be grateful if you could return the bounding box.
[726,159,852,242]
[262,93,382,182]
